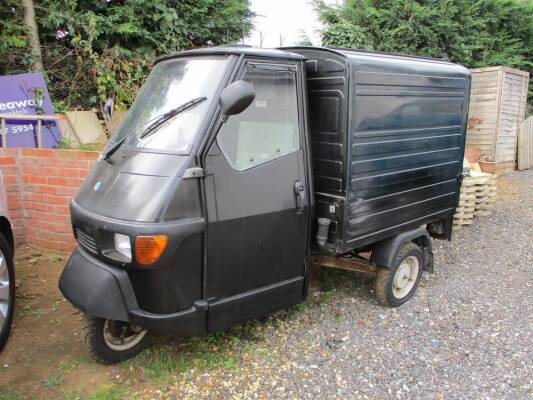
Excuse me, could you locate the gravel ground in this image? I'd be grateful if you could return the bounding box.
[145,171,532,400]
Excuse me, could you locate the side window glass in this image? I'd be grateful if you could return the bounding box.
[217,65,300,171]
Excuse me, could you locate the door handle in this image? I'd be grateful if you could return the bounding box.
[294,180,305,215]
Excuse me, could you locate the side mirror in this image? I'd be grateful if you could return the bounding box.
[219,80,255,121]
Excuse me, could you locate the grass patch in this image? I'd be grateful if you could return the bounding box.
[56,137,71,149]
[334,313,345,323]
[131,345,189,381]
[55,137,99,151]
[61,389,82,400]
[79,143,98,151]
[88,385,127,400]
[49,255,63,263]
[316,290,334,307]
[58,355,84,371]
[44,374,64,389]
[18,303,43,318]
[130,332,251,382]
[0,389,21,400]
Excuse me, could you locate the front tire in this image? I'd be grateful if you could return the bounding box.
[375,242,423,307]
[85,317,150,364]
[0,232,15,352]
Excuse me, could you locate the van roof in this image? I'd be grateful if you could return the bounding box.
[282,46,456,65]
[155,45,305,64]
[156,45,464,67]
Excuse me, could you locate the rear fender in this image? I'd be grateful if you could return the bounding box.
[371,228,434,272]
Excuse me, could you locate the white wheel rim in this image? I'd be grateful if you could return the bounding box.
[103,319,147,351]
[392,255,419,299]
[0,250,10,332]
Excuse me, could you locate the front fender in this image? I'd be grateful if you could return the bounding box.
[59,247,138,322]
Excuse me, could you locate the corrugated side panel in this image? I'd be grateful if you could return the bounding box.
[345,63,469,248]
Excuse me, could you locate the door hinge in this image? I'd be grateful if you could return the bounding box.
[182,167,205,179]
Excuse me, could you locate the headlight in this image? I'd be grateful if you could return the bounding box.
[114,233,132,261]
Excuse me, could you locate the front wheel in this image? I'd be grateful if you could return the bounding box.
[85,317,150,364]
[374,242,423,307]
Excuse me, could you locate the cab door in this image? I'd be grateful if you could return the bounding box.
[204,61,310,332]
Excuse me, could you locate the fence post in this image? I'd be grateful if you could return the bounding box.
[1,118,6,148]
[37,118,42,148]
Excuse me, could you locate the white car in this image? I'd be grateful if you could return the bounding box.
[0,170,15,351]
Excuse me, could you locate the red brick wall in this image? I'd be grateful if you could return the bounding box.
[0,152,25,241]
[0,148,99,251]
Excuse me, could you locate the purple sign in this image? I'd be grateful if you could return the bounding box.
[0,72,61,148]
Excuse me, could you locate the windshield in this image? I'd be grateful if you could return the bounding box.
[111,56,229,153]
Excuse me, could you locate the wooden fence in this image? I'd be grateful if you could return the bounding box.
[517,116,533,170]
[0,113,62,148]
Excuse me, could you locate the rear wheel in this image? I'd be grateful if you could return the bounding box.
[0,232,14,352]
[85,317,150,364]
[375,242,423,307]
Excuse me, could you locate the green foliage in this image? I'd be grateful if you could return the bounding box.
[61,389,82,400]
[0,388,22,400]
[49,254,63,263]
[318,0,533,102]
[44,373,64,388]
[55,137,71,149]
[79,143,98,151]
[131,340,240,383]
[88,385,127,400]
[0,1,30,74]
[36,0,253,110]
[1,0,254,110]
[296,30,313,46]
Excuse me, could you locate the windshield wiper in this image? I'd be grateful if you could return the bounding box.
[139,96,207,140]
[102,96,207,163]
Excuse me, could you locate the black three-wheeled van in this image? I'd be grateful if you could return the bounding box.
[59,46,471,363]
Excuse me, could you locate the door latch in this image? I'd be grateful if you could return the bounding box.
[294,180,305,214]
[182,167,205,179]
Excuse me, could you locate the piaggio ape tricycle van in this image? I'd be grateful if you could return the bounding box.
[59,46,471,363]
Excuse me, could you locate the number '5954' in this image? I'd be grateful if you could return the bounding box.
[9,125,35,134]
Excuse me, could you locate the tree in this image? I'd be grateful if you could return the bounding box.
[1,0,254,110]
[22,0,43,72]
[0,1,30,75]
[36,0,254,110]
[296,30,313,46]
[317,0,533,102]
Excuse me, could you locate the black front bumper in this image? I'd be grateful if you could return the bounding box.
[59,247,207,335]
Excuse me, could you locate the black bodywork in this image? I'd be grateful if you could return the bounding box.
[60,47,312,334]
[60,46,470,334]
[285,47,471,253]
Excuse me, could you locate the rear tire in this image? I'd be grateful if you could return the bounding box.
[375,242,423,307]
[0,232,14,352]
[85,317,150,364]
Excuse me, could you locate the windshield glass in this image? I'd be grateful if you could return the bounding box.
[111,56,229,153]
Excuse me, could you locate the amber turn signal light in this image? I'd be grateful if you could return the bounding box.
[135,235,168,265]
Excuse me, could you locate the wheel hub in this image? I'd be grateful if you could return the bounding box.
[103,319,147,351]
[392,255,419,299]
